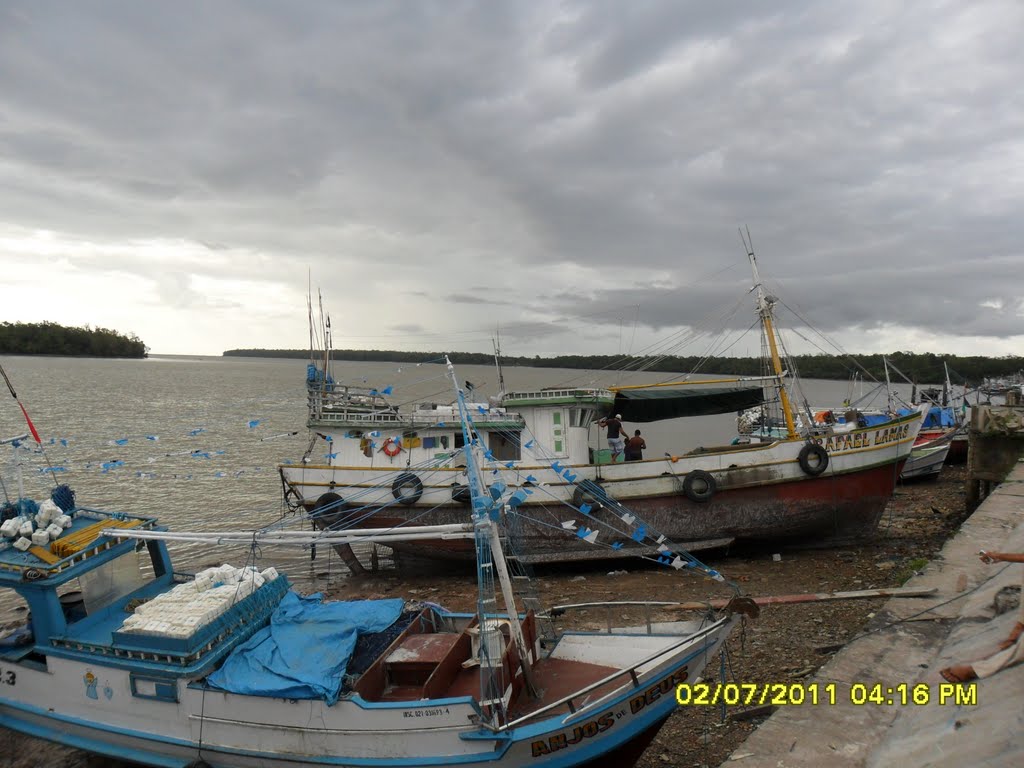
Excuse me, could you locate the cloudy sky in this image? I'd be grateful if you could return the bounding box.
[1,1,1021,360]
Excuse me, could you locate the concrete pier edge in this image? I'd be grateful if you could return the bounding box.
[724,462,1024,766]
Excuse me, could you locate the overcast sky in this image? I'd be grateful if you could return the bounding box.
[1,1,1021,361]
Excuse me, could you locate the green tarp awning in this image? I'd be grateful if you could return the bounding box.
[612,386,765,422]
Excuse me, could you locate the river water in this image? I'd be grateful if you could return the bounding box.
[0,353,925,623]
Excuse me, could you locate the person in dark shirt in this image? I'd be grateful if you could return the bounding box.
[598,414,625,461]
[624,430,646,461]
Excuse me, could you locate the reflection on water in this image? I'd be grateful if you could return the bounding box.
[0,353,923,624]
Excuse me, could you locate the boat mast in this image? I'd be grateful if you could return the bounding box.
[445,357,537,708]
[492,329,506,398]
[744,238,797,439]
[883,356,894,412]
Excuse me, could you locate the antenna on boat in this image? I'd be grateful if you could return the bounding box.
[307,272,314,365]
[492,329,506,398]
[740,229,798,439]
[883,356,895,413]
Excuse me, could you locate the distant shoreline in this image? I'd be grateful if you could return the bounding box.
[222,348,1022,385]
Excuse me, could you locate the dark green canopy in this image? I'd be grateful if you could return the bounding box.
[612,385,765,422]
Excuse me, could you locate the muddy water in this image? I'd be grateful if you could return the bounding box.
[0,353,920,624]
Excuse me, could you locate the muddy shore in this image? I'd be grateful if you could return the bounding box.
[0,466,971,768]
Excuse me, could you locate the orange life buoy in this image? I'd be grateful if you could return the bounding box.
[381,438,402,457]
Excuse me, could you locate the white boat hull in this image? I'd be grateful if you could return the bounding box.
[281,410,926,560]
[0,617,735,767]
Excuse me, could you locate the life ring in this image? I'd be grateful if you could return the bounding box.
[572,483,605,510]
[451,483,471,504]
[392,473,424,505]
[797,443,829,476]
[682,470,716,503]
[381,438,402,457]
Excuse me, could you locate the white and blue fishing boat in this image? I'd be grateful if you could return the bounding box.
[0,362,752,767]
[281,247,928,565]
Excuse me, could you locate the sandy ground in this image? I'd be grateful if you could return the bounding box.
[0,466,971,768]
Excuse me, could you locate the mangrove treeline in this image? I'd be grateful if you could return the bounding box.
[0,322,148,358]
[223,348,1022,385]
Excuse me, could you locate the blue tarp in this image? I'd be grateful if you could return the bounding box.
[858,413,893,427]
[897,406,959,429]
[205,592,404,704]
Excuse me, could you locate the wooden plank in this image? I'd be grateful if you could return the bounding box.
[732,586,937,606]
[667,586,937,612]
[29,546,60,565]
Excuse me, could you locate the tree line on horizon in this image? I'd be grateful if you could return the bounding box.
[0,322,148,358]
[223,347,1023,385]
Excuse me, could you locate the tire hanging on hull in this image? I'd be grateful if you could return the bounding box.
[797,444,829,476]
[682,470,716,503]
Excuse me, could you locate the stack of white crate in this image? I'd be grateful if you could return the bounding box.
[119,563,279,639]
[1,499,73,552]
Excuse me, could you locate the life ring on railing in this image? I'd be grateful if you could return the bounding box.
[797,443,829,476]
[381,438,402,457]
[392,473,424,505]
[682,470,716,503]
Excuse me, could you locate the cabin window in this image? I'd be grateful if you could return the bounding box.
[568,408,593,427]
[551,410,564,455]
[79,551,146,615]
[131,674,179,702]
[488,431,521,462]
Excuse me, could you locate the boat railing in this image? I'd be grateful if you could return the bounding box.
[0,511,160,580]
[540,600,715,635]
[487,615,727,733]
[501,387,614,405]
[308,390,527,427]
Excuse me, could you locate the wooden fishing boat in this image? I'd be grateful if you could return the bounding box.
[280,248,927,564]
[0,365,752,767]
[901,429,956,481]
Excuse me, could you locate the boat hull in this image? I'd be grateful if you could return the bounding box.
[0,617,734,768]
[918,428,967,465]
[282,411,924,562]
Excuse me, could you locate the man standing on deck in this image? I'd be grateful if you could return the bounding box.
[624,430,646,461]
[599,414,625,462]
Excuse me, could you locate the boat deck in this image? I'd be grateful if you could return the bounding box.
[506,657,621,719]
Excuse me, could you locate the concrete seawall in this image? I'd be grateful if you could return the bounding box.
[727,462,1024,766]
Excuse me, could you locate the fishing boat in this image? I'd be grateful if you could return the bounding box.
[280,246,928,565]
[0,363,752,767]
[899,430,956,481]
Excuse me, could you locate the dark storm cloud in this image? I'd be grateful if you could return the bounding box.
[0,0,1021,354]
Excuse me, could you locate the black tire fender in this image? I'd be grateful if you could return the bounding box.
[392,473,424,505]
[797,443,829,476]
[311,492,348,525]
[572,483,605,510]
[451,483,471,504]
[682,470,716,503]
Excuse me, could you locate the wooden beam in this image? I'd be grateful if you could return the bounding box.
[668,586,936,611]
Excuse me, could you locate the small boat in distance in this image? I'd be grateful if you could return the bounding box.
[0,362,751,767]
[280,244,927,565]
